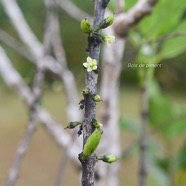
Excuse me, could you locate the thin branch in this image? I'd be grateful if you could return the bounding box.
[79,0,107,185]
[116,0,125,13]
[0,0,60,73]
[0,29,34,61]
[57,0,92,22]
[46,0,81,121]
[1,0,43,59]
[1,0,81,121]
[44,1,81,185]
[139,70,149,186]
[147,31,186,44]
[114,0,158,37]
[6,10,54,184]
[55,130,79,186]
[6,66,45,186]
[0,45,80,164]
[55,153,68,186]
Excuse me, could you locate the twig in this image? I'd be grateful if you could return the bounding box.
[116,0,125,13]
[1,0,81,122]
[47,0,81,121]
[0,46,80,165]
[55,129,79,186]
[6,66,45,186]
[147,32,186,44]
[0,29,34,61]
[55,153,68,186]
[79,0,107,185]
[57,0,92,22]
[139,70,148,186]
[1,0,43,59]
[44,0,82,185]
[114,0,158,37]
[5,6,54,183]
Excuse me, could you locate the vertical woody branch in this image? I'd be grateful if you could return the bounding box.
[139,70,149,186]
[80,0,107,185]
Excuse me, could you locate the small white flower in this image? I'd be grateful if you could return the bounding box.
[102,35,115,46]
[83,57,97,72]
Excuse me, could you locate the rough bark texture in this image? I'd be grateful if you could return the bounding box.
[80,1,106,185]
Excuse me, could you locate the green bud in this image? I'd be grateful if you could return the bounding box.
[96,14,114,31]
[92,119,103,128]
[81,127,103,160]
[81,89,89,95]
[97,154,118,163]
[64,121,82,129]
[93,94,103,102]
[80,18,92,34]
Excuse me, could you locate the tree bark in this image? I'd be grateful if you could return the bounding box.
[80,0,107,185]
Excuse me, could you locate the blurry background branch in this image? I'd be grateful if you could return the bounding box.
[0,29,34,61]
[116,0,125,13]
[0,45,81,181]
[6,6,53,184]
[114,0,158,37]
[57,0,92,21]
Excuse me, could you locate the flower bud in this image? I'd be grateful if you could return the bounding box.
[97,154,118,163]
[81,127,103,160]
[64,121,82,129]
[80,18,92,34]
[93,94,103,102]
[81,89,89,95]
[96,14,114,31]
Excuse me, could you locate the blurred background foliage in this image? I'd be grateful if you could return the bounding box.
[0,0,186,186]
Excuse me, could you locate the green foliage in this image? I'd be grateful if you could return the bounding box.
[125,0,137,11]
[174,144,186,170]
[149,95,173,128]
[166,117,186,139]
[159,20,186,60]
[148,157,170,186]
[129,0,186,66]
[137,0,186,38]
[149,79,172,128]
[148,78,186,139]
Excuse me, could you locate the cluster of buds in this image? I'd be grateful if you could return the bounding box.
[80,14,115,48]
[71,14,119,164]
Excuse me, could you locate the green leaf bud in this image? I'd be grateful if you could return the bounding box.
[81,89,89,95]
[64,121,82,129]
[92,119,103,128]
[93,94,103,102]
[81,127,103,160]
[97,154,118,163]
[80,18,92,34]
[96,14,114,31]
